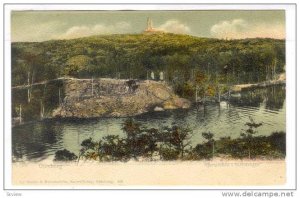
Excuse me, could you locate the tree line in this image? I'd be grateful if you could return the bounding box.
[12,33,285,89]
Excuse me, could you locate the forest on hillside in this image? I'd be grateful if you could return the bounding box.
[12,33,285,98]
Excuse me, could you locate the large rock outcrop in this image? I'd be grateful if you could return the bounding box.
[52,78,190,118]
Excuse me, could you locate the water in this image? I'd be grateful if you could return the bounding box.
[12,85,286,161]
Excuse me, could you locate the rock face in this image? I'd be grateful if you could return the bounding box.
[52,78,191,118]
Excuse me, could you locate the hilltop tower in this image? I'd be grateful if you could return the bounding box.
[146,17,153,31]
[143,18,164,34]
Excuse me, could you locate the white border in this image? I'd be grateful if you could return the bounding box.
[2,3,297,191]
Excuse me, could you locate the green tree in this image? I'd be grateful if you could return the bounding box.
[202,132,215,159]
[121,118,142,159]
[240,117,263,159]
[165,125,193,159]
[64,55,93,77]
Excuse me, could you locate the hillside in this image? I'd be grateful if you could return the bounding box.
[12,33,285,88]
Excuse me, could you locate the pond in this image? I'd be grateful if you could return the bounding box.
[12,85,286,161]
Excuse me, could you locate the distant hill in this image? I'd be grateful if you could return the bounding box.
[12,33,285,86]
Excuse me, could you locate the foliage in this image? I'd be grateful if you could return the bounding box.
[81,137,96,150]
[202,132,214,142]
[78,119,193,161]
[71,119,285,162]
[240,117,263,159]
[99,135,129,161]
[268,131,286,155]
[163,125,193,159]
[193,143,213,159]
[158,145,180,160]
[54,149,78,161]
[215,131,286,159]
[12,34,285,88]
[64,55,93,77]
[201,132,215,159]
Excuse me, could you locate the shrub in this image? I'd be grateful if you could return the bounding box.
[240,117,263,159]
[54,119,286,162]
[159,146,179,160]
[193,143,213,159]
[268,131,286,155]
[100,135,129,161]
[81,137,96,150]
[202,132,215,158]
[54,149,78,161]
[163,125,192,159]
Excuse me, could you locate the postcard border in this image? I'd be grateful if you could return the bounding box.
[2,2,297,191]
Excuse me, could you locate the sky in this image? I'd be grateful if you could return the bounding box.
[11,10,285,42]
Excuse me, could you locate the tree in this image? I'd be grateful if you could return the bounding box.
[202,132,215,159]
[240,117,263,159]
[100,135,127,161]
[121,118,142,159]
[80,137,98,161]
[142,128,159,159]
[194,70,207,103]
[12,35,285,89]
[165,125,193,159]
[64,55,93,77]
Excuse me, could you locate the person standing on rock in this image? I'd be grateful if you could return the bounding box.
[151,71,155,80]
[159,71,164,81]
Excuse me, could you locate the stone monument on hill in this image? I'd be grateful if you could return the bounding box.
[143,18,164,34]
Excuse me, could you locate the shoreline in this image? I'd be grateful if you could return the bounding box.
[12,107,188,127]
[12,77,285,126]
[231,79,286,92]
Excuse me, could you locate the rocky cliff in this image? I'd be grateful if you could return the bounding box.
[52,78,191,118]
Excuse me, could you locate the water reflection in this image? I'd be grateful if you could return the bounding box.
[12,120,64,161]
[230,85,285,111]
[12,85,286,161]
[265,85,286,111]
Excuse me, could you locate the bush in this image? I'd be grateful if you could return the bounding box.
[100,135,129,161]
[81,137,96,150]
[159,146,179,160]
[215,137,248,159]
[163,125,192,159]
[54,119,286,162]
[193,143,213,159]
[268,131,286,155]
[214,132,286,159]
[54,149,78,161]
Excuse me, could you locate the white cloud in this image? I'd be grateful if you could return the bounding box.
[58,22,131,39]
[210,19,285,39]
[158,20,191,34]
[210,19,248,38]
